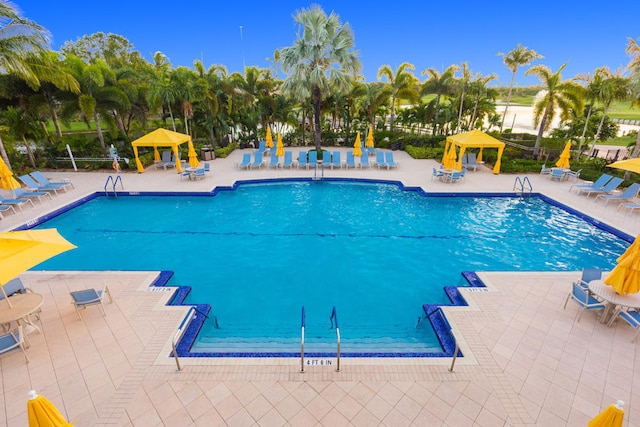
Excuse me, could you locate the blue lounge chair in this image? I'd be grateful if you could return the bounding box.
[322,151,331,166]
[13,188,53,203]
[465,152,480,171]
[550,168,566,181]
[268,153,280,168]
[596,183,640,205]
[0,204,14,219]
[612,309,640,341]
[308,151,317,168]
[0,194,33,210]
[70,286,112,320]
[298,151,308,169]
[157,150,173,169]
[251,151,264,169]
[238,153,251,169]
[432,167,444,181]
[385,152,398,169]
[30,171,74,190]
[375,151,388,169]
[346,152,357,169]
[580,177,624,198]
[360,153,371,168]
[563,282,605,321]
[540,164,551,175]
[331,151,341,169]
[19,174,62,195]
[367,146,375,156]
[569,174,612,193]
[282,151,293,169]
[0,325,29,363]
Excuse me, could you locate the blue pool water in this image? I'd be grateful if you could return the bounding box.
[35,181,628,355]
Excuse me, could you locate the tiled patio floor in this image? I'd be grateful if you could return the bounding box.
[1,149,639,426]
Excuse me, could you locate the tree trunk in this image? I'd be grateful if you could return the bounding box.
[23,136,36,168]
[469,93,480,129]
[457,88,465,133]
[167,104,176,132]
[389,95,396,131]
[113,110,127,136]
[593,104,609,145]
[49,103,63,138]
[577,104,593,157]
[94,112,107,157]
[500,71,516,132]
[0,134,11,170]
[432,94,441,136]
[533,110,550,159]
[312,85,322,151]
[624,132,640,180]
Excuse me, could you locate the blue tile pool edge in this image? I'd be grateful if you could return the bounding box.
[14,177,634,358]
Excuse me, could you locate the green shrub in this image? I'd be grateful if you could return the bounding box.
[405,145,444,160]
[214,143,237,158]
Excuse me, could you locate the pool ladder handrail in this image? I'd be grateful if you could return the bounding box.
[171,306,197,371]
[313,159,325,181]
[104,175,123,197]
[427,307,459,372]
[513,176,532,197]
[300,306,306,373]
[329,306,341,372]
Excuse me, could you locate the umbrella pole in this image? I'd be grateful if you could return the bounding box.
[1,287,12,307]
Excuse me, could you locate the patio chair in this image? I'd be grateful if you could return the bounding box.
[540,164,551,175]
[193,168,206,180]
[298,151,308,169]
[0,194,33,211]
[308,151,317,169]
[569,173,612,193]
[70,285,113,320]
[448,171,462,183]
[30,171,74,191]
[268,153,280,168]
[156,150,173,169]
[13,188,53,203]
[375,151,388,169]
[465,152,480,171]
[345,152,357,169]
[203,163,211,173]
[385,152,398,169]
[550,168,566,181]
[282,151,293,169]
[596,183,640,205]
[565,169,582,181]
[0,325,29,363]
[238,153,251,169]
[0,278,41,319]
[576,267,603,288]
[563,282,605,321]
[579,177,624,198]
[331,151,341,169]
[360,153,371,168]
[250,151,264,169]
[611,309,640,341]
[18,174,62,195]
[322,151,331,167]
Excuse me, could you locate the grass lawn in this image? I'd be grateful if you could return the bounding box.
[606,101,640,120]
[45,120,96,133]
[597,134,637,146]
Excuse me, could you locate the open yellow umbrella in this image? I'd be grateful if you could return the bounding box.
[588,400,624,427]
[0,156,20,190]
[556,141,571,169]
[187,138,199,168]
[366,126,374,148]
[353,132,362,156]
[265,127,273,149]
[27,390,74,427]
[0,229,76,307]
[605,235,640,295]
[276,132,284,157]
[443,142,457,170]
[608,158,640,174]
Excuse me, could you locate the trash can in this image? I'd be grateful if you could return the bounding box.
[201,148,214,161]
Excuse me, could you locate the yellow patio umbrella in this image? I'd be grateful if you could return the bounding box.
[27,390,74,427]
[265,126,273,149]
[443,141,458,170]
[605,235,640,295]
[365,126,374,148]
[0,229,76,307]
[153,147,161,162]
[608,158,640,174]
[353,132,362,156]
[555,141,571,169]
[0,156,21,190]
[588,400,624,427]
[276,132,284,157]
[187,138,199,168]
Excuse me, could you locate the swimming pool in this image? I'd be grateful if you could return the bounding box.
[33,180,629,356]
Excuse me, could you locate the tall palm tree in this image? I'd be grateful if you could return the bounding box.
[575,68,606,154]
[467,73,497,129]
[454,62,471,133]
[525,63,584,159]
[421,65,458,135]
[146,51,177,131]
[357,81,392,129]
[0,1,51,168]
[497,44,543,132]
[626,37,640,160]
[592,68,629,145]
[377,62,418,131]
[280,5,361,152]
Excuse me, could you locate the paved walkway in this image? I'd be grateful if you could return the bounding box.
[1,149,640,426]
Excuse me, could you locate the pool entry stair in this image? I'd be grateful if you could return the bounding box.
[104,175,123,197]
[513,176,533,197]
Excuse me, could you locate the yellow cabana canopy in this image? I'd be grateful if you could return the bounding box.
[445,129,506,174]
[131,128,196,173]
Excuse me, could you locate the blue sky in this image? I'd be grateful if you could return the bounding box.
[18,0,640,87]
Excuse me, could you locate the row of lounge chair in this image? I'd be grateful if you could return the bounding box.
[0,171,73,219]
[569,172,640,213]
[461,153,481,171]
[237,150,398,170]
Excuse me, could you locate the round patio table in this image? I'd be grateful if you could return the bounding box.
[0,292,43,334]
[588,280,640,325]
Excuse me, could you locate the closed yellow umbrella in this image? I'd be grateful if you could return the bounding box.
[276,132,284,157]
[443,142,457,170]
[608,158,640,174]
[588,401,624,427]
[0,156,20,190]
[366,126,374,148]
[605,235,640,295]
[265,127,273,149]
[27,390,74,427]
[353,132,362,156]
[556,141,571,169]
[187,138,199,168]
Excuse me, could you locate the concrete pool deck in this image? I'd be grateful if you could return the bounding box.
[1,148,640,426]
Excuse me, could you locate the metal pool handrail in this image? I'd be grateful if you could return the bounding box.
[172,306,196,371]
[300,306,306,373]
[329,306,341,372]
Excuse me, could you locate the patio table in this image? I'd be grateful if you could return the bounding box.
[588,280,640,325]
[0,292,43,335]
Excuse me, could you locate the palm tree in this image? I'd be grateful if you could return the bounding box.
[280,5,361,152]
[454,62,471,133]
[421,65,458,135]
[626,37,640,160]
[575,68,606,155]
[0,2,51,168]
[357,81,392,129]
[497,44,543,132]
[468,73,497,129]
[377,62,418,131]
[592,68,629,145]
[525,63,584,159]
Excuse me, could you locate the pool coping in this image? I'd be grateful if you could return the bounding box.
[15,177,634,359]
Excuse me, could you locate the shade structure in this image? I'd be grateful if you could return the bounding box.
[353,132,362,156]
[0,156,20,190]
[443,141,457,170]
[445,129,506,173]
[366,126,374,148]
[0,229,76,306]
[265,127,273,148]
[187,139,199,168]
[556,141,571,169]
[131,128,192,173]
[604,235,640,295]
[276,132,284,157]
[27,390,73,427]
[588,401,624,427]
[608,158,640,175]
